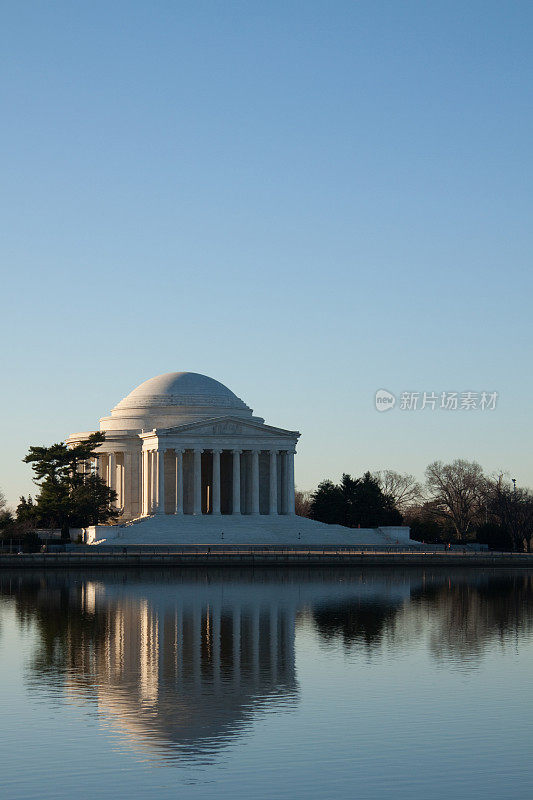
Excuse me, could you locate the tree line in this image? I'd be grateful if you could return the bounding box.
[295,459,533,551]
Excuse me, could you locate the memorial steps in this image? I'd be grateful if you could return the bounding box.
[89,514,411,546]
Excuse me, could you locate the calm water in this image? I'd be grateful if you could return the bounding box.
[1,567,532,800]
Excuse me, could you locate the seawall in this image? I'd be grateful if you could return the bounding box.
[0,547,532,568]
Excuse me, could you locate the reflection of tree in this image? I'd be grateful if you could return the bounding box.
[312,600,399,649]
[311,571,533,662]
[0,575,109,679]
[410,573,533,664]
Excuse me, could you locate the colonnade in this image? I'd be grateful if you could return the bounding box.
[97,451,140,518]
[141,447,295,516]
[98,447,295,518]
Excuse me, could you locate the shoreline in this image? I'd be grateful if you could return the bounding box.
[1,548,532,568]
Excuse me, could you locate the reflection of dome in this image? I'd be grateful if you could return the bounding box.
[101,371,257,432]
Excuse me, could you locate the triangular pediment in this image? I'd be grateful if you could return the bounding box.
[152,415,299,439]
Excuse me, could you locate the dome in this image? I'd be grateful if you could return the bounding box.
[101,372,256,432]
[114,372,248,412]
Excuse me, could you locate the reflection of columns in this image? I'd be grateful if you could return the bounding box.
[212,603,221,690]
[252,605,260,683]
[269,449,278,515]
[269,605,278,682]
[155,449,165,514]
[285,610,296,672]
[287,450,295,515]
[193,449,202,515]
[212,449,221,515]
[142,450,150,516]
[140,600,159,703]
[251,450,260,515]
[232,449,242,515]
[175,607,183,680]
[232,605,241,685]
[193,603,201,689]
[175,449,183,515]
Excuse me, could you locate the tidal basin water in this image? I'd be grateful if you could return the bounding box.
[1,568,532,800]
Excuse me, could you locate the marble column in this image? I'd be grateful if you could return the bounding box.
[286,450,296,515]
[269,449,278,515]
[142,450,150,516]
[150,451,156,513]
[116,454,123,509]
[108,452,116,494]
[212,449,221,515]
[232,449,241,515]
[136,452,143,517]
[280,451,287,514]
[156,449,165,514]
[123,451,132,517]
[175,449,183,515]
[193,448,203,515]
[251,450,260,515]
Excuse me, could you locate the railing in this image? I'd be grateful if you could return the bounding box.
[68,544,478,555]
[0,545,531,560]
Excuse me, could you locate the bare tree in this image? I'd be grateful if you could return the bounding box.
[424,459,486,539]
[0,488,14,535]
[486,475,533,552]
[373,470,422,513]
[295,489,313,518]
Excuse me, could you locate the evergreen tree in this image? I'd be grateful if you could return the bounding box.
[22,433,118,537]
[16,496,39,528]
[310,471,402,528]
[309,480,344,524]
[70,474,121,527]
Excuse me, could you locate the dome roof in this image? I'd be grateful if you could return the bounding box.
[112,372,249,413]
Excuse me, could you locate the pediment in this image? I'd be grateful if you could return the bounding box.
[153,415,299,440]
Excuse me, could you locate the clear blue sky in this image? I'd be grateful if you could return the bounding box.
[1,1,532,506]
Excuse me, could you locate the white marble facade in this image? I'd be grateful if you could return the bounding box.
[67,372,299,522]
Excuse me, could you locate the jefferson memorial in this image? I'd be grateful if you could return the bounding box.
[67,371,410,545]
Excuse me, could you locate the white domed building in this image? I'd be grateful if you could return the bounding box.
[67,372,411,545]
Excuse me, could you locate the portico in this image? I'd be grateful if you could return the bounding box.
[136,443,295,517]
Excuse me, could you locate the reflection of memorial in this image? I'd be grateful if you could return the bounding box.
[0,570,417,760]
[69,582,299,758]
[11,569,532,760]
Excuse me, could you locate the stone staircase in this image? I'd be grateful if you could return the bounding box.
[96,514,412,546]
